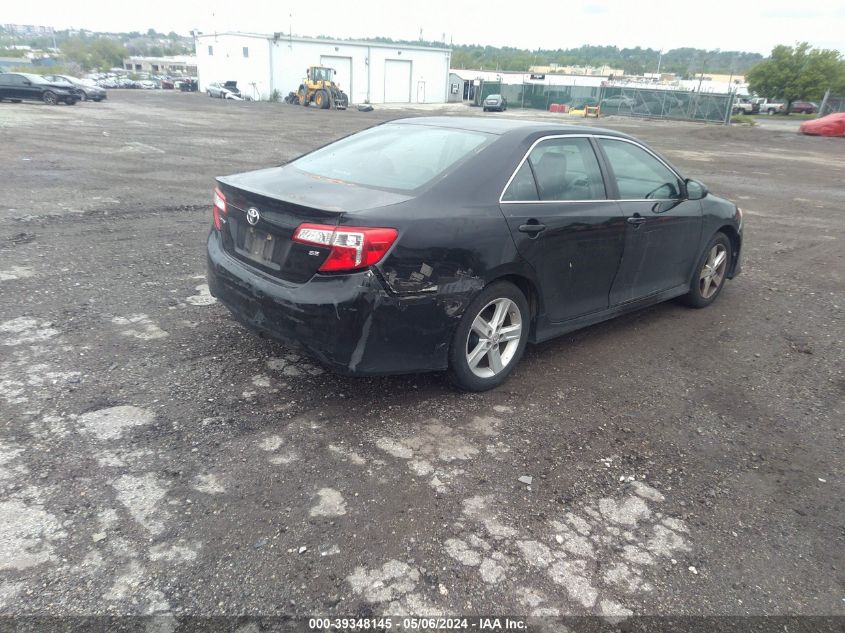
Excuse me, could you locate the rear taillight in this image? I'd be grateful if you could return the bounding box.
[212,187,227,230]
[292,223,398,272]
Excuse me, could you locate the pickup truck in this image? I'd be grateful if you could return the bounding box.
[732,97,759,115]
[751,98,785,115]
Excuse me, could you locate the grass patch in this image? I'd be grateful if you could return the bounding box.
[731,115,756,126]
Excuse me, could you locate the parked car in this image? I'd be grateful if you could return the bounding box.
[732,97,758,115]
[138,79,158,89]
[0,72,81,105]
[751,98,785,114]
[789,101,817,114]
[206,118,743,391]
[44,75,107,102]
[600,95,636,109]
[207,81,242,99]
[160,78,175,89]
[482,94,507,112]
[178,78,198,92]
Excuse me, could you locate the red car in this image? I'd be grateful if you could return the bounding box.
[790,101,817,114]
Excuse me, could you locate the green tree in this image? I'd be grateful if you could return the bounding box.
[747,42,845,112]
[62,36,127,71]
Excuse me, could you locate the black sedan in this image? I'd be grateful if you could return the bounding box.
[44,74,107,102]
[0,72,81,105]
[483,94,507,112]
[207,118,743,391]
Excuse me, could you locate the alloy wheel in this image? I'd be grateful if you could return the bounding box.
[465,298,523,378]
[699,243,728,299]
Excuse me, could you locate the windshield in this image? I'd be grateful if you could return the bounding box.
[291,124,492,192]
[49,76,74,85]
[312,68,332,81]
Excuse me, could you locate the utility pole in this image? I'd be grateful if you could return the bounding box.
[656,48,663,76]
[697,57,707,93]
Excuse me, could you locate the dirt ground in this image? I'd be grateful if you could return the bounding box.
[0,91,843,627]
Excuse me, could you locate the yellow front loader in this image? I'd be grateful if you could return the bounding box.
[296,66,349,110]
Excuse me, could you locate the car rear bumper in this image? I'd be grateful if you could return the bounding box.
[206,230,454,376]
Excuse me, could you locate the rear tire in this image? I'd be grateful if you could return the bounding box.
[447,281,530,392]
[682,232,732,308]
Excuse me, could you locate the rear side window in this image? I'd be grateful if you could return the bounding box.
[503,136,606,202]
[599,139,682,200]
[292,124,492,192]
[502,163,538,201]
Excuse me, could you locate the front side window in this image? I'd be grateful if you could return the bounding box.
[599,139,682,200]
[292,123,492,192]
[503,136,606,202]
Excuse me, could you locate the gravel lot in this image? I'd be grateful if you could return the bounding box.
[1,91,843,626]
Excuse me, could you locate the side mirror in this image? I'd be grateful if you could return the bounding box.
[685,178,708,200]
[22,80,31,86]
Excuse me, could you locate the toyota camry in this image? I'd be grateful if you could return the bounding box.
[207,117,743,391]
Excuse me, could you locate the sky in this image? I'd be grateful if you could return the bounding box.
[4,0,844,55]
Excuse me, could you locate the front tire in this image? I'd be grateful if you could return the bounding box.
[447,281,530,391]
[315,89,330,109]
[682,232,732,308]
[43,91,58,105]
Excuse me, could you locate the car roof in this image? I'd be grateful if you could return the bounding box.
[389,116,631,138]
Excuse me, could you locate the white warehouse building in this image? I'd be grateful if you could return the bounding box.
[194,32,451,104]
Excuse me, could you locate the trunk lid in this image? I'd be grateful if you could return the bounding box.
[216,166,411,284]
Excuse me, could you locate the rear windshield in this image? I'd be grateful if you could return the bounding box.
[291,123,492,192]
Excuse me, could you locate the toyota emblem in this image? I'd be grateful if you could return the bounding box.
[246,207,260,226]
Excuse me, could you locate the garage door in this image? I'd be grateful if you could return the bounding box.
[320,55,352,99]
[384,60,411,103]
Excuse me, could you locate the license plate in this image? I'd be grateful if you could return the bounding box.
[242,226,275,265]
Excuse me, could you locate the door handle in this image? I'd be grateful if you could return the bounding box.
[518,223,546,235]
[626,215,646,226]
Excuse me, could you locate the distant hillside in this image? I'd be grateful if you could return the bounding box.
[332,36,763,77]
[450,44,762,76]
[0,26,764,77]
[0,26,192,57]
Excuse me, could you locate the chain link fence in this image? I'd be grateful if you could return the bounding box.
[474,81,601,111]
[473,80,733,123]
[819,92,845,117]
[597,86,733,123]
